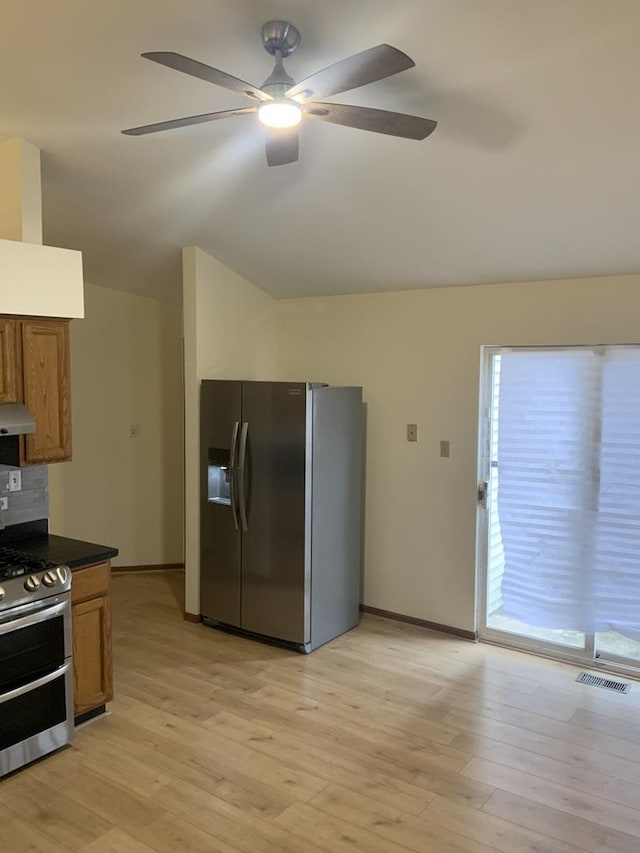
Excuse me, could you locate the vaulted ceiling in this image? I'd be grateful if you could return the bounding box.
[2,1,639,302]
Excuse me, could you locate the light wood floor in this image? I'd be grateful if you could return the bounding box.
[3,572,640,852]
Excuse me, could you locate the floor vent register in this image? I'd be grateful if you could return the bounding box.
[576,672,631,694]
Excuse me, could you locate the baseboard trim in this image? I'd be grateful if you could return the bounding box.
[112,563,185,574]
[184,612,202,624]
[360,605,477,642]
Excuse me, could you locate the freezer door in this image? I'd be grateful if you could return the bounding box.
[200,380,242,626]
[240,381,308,643]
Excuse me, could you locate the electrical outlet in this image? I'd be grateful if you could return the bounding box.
[8,470,21,492]
[407,424,418,442]
[129,424,140,439]
[440,440,450,458]
[0,497,8,510]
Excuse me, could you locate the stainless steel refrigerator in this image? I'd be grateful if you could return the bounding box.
[200,380,363,652]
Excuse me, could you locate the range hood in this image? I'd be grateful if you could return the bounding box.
[0,403,36,436]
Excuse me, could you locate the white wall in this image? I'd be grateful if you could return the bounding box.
[0,238,84,318]
[183,247,276,613]
[0,137,42,244]
[183,254,640,632]
[273,275,640,632]
[0,138,83,318]
[49,282,183,566]
[1,137,180,566]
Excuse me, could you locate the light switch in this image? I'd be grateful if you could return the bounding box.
[8,470,21,492]
[440,440,450,458]
[407,424,418,442]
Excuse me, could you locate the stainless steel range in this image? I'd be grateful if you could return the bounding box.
[0,546,73,777]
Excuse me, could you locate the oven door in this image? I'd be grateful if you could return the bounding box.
[0,661,73,775]
[0,595,72,692]
[0,596,73,777]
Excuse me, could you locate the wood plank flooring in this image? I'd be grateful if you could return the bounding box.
[3,571,640,852]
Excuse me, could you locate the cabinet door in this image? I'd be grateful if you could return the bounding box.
[72,594,113,715]
[20,319,71,463]
[0,319,17,403]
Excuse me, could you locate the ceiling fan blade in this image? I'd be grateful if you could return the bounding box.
[265,128,299,166]
[122,106,256,136]
[305,102,437,140]
[286,44,414,102]
[142,52,271,102]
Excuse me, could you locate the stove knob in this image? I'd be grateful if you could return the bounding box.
[42,570,58,587]
[57,566,69,584]
[24,575,41,592]
[0,586,5,601]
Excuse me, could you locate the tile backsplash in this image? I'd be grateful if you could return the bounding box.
[0,464,48,528]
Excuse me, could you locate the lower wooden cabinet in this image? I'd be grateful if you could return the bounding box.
[71,561,113,719]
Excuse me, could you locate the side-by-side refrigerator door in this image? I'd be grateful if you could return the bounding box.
[200,380,242,626]
[240,381,308,644]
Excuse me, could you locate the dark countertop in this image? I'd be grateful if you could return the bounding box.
[6,533,118,570]
[0,520,118,570]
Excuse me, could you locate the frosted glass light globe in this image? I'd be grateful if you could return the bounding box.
[258,101,302,129]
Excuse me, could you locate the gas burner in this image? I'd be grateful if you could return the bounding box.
[0,548,70,611]
[0,546,56,580]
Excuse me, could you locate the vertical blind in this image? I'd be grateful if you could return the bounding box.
[497,347,640,638]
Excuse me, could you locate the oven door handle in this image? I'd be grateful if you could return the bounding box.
[0,598,68,635]
[0,661,71,705]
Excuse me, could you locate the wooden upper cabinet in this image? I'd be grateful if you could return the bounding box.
[0,319,18,403]
[20,319,72,464]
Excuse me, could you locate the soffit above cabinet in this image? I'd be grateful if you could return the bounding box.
[0,238,84,319]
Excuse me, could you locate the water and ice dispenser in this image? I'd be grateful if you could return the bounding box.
[207,448,231,505]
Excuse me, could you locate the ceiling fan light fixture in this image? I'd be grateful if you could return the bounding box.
[124,29,437,165]
[258,100,302,129]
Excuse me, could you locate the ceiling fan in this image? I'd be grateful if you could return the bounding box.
[122,21,437,166]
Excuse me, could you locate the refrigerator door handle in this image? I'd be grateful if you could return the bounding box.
[238,421,249,531]
[229,421,240,530]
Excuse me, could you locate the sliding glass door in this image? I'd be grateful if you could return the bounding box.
[478,346,640,672]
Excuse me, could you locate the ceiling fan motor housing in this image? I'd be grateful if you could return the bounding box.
[261,21,301,58]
